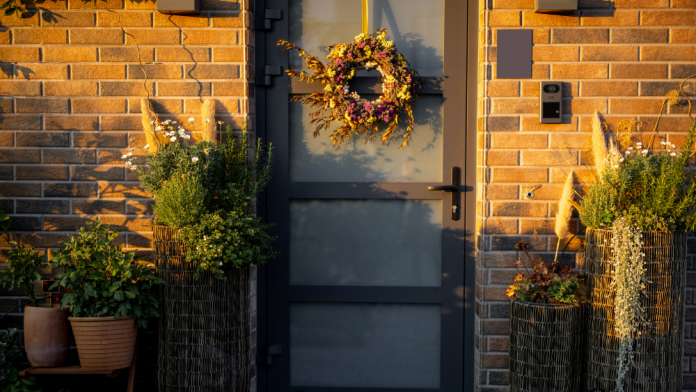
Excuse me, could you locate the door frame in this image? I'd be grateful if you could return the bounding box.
[254,0,479,390]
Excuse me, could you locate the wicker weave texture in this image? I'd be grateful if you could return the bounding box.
[509,300,585,392]
[154,225,251,392]
[584,229,686,392]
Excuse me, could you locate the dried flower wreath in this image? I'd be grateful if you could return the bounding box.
[278,29,418,149]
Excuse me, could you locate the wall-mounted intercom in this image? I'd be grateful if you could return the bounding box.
[535,0,577,13]
[540,82,562,124]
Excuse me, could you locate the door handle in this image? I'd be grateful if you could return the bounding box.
[428,167,460,221]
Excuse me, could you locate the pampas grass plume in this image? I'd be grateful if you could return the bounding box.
[554,169,575,262]
[140,99,159,153]
[201,99,216,142]
[592,111,608,178]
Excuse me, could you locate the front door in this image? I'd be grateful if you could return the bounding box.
[256,0,476,391]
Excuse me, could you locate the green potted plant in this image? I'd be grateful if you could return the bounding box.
[50,220,162,370]
[579,114,696,392]
[0,241,69,368]
[0,328,38,392]
[125,99,275,391]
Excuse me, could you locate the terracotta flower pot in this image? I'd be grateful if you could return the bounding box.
[69,316,137,370]
[24,305,70,367]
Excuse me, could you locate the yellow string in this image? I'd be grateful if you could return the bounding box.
[362,0,368,34]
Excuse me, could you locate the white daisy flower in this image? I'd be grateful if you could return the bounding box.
[121,154,128,159]
[192,157,199,163]
[188,117,195,123]
[671,152,676,156]
[127,152,133,157]
[619,158,625,162]
[172,121,177,124]
[625,151,631,155]
[170,136,177,142]
[126,161,133,166]
[217,121,223,125]
[130,166,137,171]
[219,262,223,266]
[204,148,210,154]
[156,126,162,131]
[660,141,666,145]
[204,119,210,123]
[144,144,150,149]
[184,135,191,139]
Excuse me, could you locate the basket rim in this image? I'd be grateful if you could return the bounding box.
[68,316,134,322]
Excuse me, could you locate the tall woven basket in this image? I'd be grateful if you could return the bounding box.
[154,225,251,392]
[509,300,585,392]
[584,229,686,392]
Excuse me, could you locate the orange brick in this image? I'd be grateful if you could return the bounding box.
[0,116,42,130]
[14,29,67,44]
[182,29,237,45]
[184,98,238,114]
[486,185,519,200]
[99,47,155,62]
[581,11,638,26]
[125,0,157,9]
[672,0,696,6]
[492,0,534,8]
[486,81,520,98]
[581,81,637,97]
[16,98,69,113]
[642,11,696,26]
[522,11,579,27]
[581,46,637,61]
[45,115,100,130]
[486,150,519,166]
[157,47,210,62]
[16,166,69,180]
[0,82,41,96]
[211,47,243,62]
[492,168,548,183]
[520,150,578,166]
[44,81,98,96]
[552,64,607,79]
[671,29,696,43]
[578,116,638,132]
[73,64,125,79]
[611,28,668,43]
[491,99,538,114]
[101,116,141,130]
[184,64,239,79]
[0,48,40,62]
[608,99,665,115]
[0,31,9,44]
[491,202,547,218]
[97,12,152,27]
[157,82,211,96]
[69,0,122,8]
[98,182,150,198]
[42,11,95,27]
[550,168,595,183]
[70,29,123,44]
[639,116,694,133]
[126,29,180,44]
[154,13,208,27]
[211,14,243,27]
[212,81,245,96]
[73,99,127,113]
[126,199,154,214]
[563,99,607,115]
[641,46,696,61]
[73,132,128,148]
[101,81,155,96]
[524,184,565,200]
[129,98,183,114]
[550,133,591,149]
[0,13,39,27]
[43,47,97,62]
[490,133,547,149]
[532,46,578,62]
[521,116,578,131]
[520,219,560,234]
[200,0,240,10]
[614,0,669,6]
[128,64,182,79]
[552,28,608,43]
[13,64,68,79]
[610,64,667,79]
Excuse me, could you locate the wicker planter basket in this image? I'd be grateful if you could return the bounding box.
[584,229,686,392]
[154,225,251,392]
[69,316,137,370]
[509,300,585,392]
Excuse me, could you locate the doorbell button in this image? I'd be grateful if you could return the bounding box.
[540,81,563,124]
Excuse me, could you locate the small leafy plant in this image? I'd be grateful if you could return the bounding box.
[0,211,9,233]
[505,240,584,305]
[50,220,163,328]
[0,242,44,306]
[0,329,37,392]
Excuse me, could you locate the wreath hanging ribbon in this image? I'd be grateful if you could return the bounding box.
[278,28,418,149]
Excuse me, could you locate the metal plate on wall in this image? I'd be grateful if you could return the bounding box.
[497,29,532,79]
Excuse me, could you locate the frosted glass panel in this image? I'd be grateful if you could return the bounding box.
[290,95,444,182]
[290,199,441,287]
[290,303,441,388]
[289,0,444,76]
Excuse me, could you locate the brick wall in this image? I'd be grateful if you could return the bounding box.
[0,0,253,389]
[476,1,696,391]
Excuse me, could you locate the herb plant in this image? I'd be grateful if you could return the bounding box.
[50,221,163,328]
[0,242,43,306]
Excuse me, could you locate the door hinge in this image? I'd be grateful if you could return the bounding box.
[257,9,282,30]
[256,344,283,366]
[256,65,282,87]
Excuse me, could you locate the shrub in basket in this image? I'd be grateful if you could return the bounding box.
[124,100,276,391]
[579,115,696,392]
[50,220,162,370]
[0,239,69,367]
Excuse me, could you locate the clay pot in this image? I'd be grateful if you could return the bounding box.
[24,305,70,367]
[69,316,137,370]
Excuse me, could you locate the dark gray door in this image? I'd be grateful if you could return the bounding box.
[255,1,476,391]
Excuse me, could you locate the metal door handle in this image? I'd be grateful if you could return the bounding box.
[428,167,460,221]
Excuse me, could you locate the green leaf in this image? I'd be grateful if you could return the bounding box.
[0,211,9,233]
